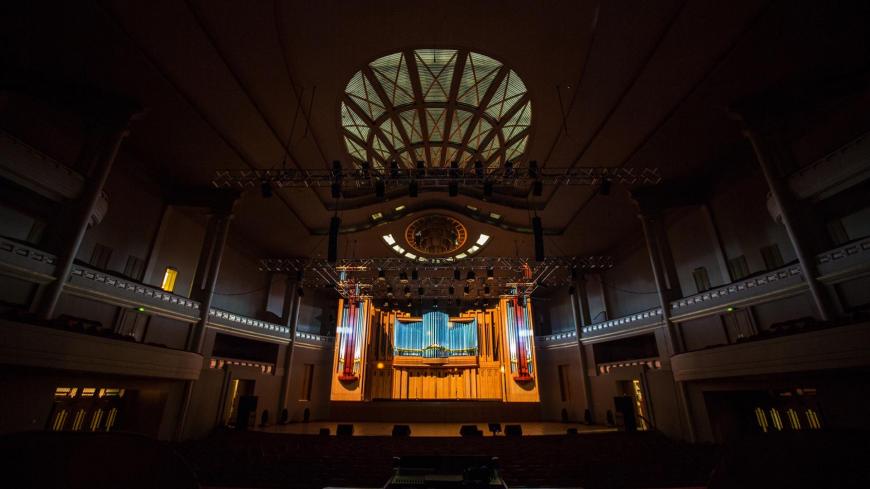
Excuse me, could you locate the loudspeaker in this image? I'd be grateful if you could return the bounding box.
[328,216,340,263]
[319,427,330,436]
[336,423,354,436]
[235,395,258,431]
[392,424,411,437]
[504,424,523,437]
[459,425,483,437]
[532,216,544,261]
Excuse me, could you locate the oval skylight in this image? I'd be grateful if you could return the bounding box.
[341,49,531,169]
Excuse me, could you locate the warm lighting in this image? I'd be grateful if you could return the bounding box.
[500,365,505,373]
[377,362,385,369]
[394,205,406,212]
[383,234,396,245]
[161,267,178,293]
[136,306,145,312]
[476,234,490,246]
[371,212,383,220]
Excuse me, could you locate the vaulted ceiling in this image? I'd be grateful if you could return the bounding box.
[2,1,868,261]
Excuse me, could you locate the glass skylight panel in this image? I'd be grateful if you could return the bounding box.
[341,49,529,168]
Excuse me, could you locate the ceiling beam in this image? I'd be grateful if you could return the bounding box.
[362,66,418,167]
[342,94,403,164]
[454,66,511,166]
[439,50,468,167]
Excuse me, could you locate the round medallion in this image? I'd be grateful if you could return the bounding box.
[404,215,468,256]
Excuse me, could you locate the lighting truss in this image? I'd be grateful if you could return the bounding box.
[261,256,613,299]
[212,166,661,190]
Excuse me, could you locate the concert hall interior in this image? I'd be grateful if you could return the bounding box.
[1,1,870,488]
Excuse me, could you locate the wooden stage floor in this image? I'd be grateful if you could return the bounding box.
[260,421,615,437]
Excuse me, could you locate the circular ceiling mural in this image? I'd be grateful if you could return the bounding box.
[340,49,531,170]
[404,215,468,256]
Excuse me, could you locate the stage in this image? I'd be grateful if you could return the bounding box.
[262,421,615,437]
[328,400,543,422]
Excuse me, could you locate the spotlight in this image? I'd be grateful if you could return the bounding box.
[474,160,484,178]
[504,160,514,177]
[463,284,470,295]
[599,178,611,196]
[448,181,458,197]
[400,272,408,283]
[433,299,438,308]
[404,285,411,297]
[383,301,389,308]
[375,179,385,198]
[483,180,493,198]
[466,270,476,282]
[407,301,413,308]
[449,285,455,295]
[416,160,425,178]
[532,180,543,197]
[486,267,494,281]
[260,181,273,198]
[378,269,385,281]
[527,160,539,179]
[390,160,400,179]
[418,287,424,296]
[411,268,419,281]
[360,161,370,178]
[453,268,461,280]
[387,285,394,297]
[450,160,459,178]
[484,285,490,295]
[409,180,418,197]
[332,160,343,178]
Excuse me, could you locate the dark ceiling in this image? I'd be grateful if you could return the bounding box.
[2,0,868,260]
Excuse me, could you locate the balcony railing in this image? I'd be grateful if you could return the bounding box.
[536,237,870,345]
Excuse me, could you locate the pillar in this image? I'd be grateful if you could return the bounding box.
[638,211,696,442]
[569,281,595,423]
[188,212,233,353]
[742,128,834,321]
[36,123,131,319]
[277,280,302,415]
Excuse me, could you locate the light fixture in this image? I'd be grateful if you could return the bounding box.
[404,286,411,297]
[260,181,273,198]
[400,271,408,283]
[527,160,539,179]
[371,212,383,221]
[466,270,476,282]
[486,267,494,280]
[453,268,461,280]
[476,234,490,246]
[377,361,385,369]
[411,268,419,280]
[387,285,394,297]
[432,299,438,308]
[504,160,514,177]
[463,284,470,295]
[390,160,400,179]
[395,205,406,212]
[377,269,385,281]
[474,160,484,178]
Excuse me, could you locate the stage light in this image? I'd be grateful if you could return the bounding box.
[504,160,514,177]
[599,178,611,196]
[407,301,413,308]
[453,268,461,280]
[527,160,539,179]
[377,361,385,369]
[432,299,438,308]
[411,268,419,280]
[377,269,385,281]
[474,160,484,178]
[400,271,408,283]
[383,301,389,308]
[136,306,145,312]
[418,287,424,296]
[387,285,394,297]
[466,270,476,282]
[450,160,459,178]
[375,179,385,198]
[416,160,425,178]
[390,160,400,179]
[532,180,543,197]
[483,180,493,198]
[404,285,411,297]
[449,285,455,295]
[486,267,494,280]
[409,180,418,197]
[463,284,470,295]
[260,181,273,198]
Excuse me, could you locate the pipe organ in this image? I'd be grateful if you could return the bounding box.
[330,298,539,402]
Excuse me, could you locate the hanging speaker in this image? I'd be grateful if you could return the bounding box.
[532,216,544,261]
[328,216,340,263]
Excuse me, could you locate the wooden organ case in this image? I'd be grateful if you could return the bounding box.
[330,296,539,403]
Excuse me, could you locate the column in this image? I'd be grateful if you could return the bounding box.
[569,282,595,423]
[36,123,131,319]
[638,211,696,442]
[742,127,834,321]
[277,279,302,415]
[188,211,233,353]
